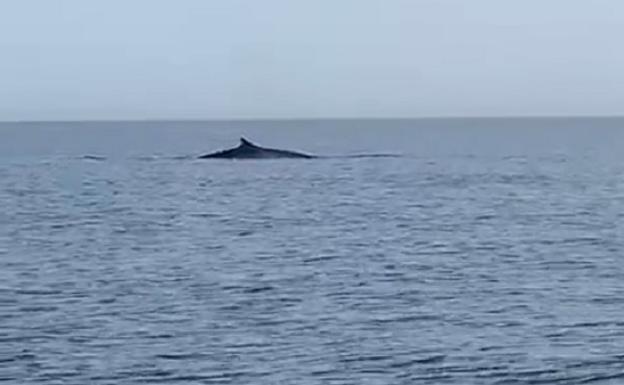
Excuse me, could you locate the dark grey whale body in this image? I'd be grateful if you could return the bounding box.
[198,138,315,159]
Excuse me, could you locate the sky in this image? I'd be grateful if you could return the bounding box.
[1,0,624,121]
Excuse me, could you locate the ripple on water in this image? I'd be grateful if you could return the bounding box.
[2,120,624,384]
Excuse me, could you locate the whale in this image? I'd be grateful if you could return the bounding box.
[198,137,316,159]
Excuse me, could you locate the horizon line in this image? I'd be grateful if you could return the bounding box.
[2,114,624,124]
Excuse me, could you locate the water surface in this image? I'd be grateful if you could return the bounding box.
[2,118,624,384]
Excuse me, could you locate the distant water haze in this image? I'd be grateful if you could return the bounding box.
[1,0,624,121]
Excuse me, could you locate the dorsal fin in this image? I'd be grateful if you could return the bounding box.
[240,137,255,147]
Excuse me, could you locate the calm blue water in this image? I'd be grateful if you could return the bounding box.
[1,118,624,384]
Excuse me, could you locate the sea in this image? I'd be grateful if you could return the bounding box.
[1,117,624,384]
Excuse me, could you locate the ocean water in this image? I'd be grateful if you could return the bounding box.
[1,118,624,384]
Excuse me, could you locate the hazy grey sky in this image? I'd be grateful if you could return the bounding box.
[1,0,623,120]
